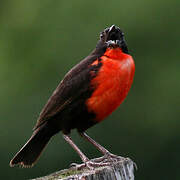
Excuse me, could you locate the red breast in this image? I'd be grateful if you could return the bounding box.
[86,47,135,122]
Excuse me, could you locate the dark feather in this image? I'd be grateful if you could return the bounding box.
[34,46,106,132]
[10,25,129,167]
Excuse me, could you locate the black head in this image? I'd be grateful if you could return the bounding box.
[100,25,129,54]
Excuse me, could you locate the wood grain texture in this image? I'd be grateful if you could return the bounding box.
[32,157,135,180]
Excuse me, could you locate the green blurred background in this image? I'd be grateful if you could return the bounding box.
[1,0,179,179]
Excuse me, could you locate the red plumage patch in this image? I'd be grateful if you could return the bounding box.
[86,48,135,122]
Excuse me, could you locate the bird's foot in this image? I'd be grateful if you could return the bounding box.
[92,153,124,163]
[69,153,124,170]
[70,160,111,170]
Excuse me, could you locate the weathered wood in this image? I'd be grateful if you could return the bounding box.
[32,156,135,180]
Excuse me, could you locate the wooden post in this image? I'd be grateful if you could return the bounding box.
[32,157,135,180]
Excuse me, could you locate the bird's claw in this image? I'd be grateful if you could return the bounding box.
[92,153,123,164]
[70,160,111,170]
[69,162,79,168]
[70,154,124,170]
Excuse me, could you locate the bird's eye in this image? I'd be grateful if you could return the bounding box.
[100,32,105,39]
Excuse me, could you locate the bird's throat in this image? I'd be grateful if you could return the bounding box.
[104,47,128,60]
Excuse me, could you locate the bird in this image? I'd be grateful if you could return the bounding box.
[10,25,135,169]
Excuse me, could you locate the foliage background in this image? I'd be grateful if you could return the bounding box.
[0,0,179,179]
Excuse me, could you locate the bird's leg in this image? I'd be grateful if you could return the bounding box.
[79,132,109,155]
[63,134,110,169]
[63,134,89,163]
[79,132,122,163]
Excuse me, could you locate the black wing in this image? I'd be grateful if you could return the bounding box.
[33,53,103,130]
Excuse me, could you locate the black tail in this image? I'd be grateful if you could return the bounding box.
[10,123,55,168]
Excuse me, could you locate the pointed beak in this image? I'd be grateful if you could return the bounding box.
[108,25,116,33]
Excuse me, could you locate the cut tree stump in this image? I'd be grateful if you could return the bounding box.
[32,156,135,180]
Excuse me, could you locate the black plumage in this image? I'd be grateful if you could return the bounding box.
[10,25,128,168]
[10,38,106,167]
